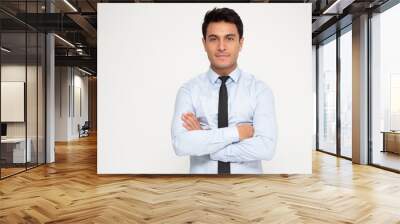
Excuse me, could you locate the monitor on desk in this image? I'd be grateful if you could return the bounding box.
[1,123,7,138]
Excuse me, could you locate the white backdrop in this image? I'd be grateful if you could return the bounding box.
[98,3,312,174]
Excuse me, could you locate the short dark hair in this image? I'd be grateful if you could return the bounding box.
[202,7,243,40]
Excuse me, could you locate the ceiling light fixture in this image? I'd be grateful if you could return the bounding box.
[54,34,75,48]
[78,67,93,76]
[323,0,354,15]
[1,47,11,53]
[63,0,78,12]
[323,0,342,14]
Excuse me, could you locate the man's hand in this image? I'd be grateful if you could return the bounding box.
[182,112,254,140]
[237,124,254,140]
[182,112,202,131]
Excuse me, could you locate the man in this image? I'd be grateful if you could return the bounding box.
[171,7,277,174]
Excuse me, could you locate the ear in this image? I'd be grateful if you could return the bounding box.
[239,37,244,51]
[202,37,206,51]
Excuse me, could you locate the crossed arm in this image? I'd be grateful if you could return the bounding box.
[171,85,277,162]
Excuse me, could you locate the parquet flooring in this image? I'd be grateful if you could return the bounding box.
[1,134,400,223]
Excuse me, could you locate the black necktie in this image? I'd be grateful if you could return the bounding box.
[218,76,230,174]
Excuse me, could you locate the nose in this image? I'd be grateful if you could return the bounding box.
[218,40,226,52]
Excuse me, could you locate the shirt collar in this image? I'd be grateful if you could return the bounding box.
[207,66,241,84]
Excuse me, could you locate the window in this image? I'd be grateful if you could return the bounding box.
[318,36,337,154]
[339,28,352,158]
[371,2,400,171]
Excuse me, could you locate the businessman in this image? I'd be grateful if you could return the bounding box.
[171,7,277,174]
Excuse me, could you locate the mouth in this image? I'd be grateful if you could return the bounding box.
[215,55,230,58]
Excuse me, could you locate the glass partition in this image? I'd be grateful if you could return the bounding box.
[38,32,45,165]
[0,1,46,179]
[27,30,38,169]
[1,31,28,177]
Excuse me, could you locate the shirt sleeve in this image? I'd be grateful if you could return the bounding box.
[209,85,278,162]
[171,85,240,156]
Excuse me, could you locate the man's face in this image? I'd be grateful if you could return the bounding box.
[202,21,243,74]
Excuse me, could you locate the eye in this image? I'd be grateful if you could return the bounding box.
[209,37,216,42]
[227,37,234,41]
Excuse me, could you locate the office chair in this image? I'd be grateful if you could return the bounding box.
[79,121,90,138]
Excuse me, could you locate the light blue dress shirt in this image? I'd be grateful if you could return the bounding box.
[171,67,277,174]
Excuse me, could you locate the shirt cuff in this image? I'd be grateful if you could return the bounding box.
[222,126,240,144]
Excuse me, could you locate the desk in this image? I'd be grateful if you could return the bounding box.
[381,131,400,154]
[1,138,31,163]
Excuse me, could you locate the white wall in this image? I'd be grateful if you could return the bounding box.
[72,72,89,138]
[312,45,316,150]
[55,66,69,141]
[55,67,89,141]
[98,3,312,174]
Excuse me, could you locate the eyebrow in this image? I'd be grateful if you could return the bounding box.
[207,33,237,39]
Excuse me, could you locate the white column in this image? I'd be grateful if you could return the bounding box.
[46,33,55,163]
[352,14,369,164]
[46,1,56,163]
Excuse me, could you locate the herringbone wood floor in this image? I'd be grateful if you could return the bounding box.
[1,134,400,223]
